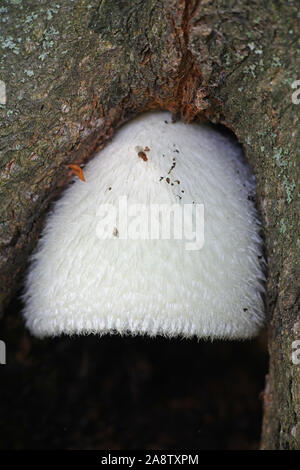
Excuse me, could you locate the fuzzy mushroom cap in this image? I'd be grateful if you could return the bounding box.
[23,111,265,339]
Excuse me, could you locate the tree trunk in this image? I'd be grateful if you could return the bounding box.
[0,0,299,449]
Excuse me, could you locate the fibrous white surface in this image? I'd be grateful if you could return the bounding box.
[23,111,265,339]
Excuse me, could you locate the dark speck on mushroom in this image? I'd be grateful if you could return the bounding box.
[168,160,176,174]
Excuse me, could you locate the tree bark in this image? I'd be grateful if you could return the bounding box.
[0,0,299,449]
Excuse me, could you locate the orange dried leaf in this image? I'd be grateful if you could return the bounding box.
[68,164,86,182]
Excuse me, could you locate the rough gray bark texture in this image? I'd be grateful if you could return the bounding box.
[0,0,299,449]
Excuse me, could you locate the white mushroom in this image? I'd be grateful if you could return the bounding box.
[23,111,266,339]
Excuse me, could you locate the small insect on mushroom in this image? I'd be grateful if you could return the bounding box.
[138,151,148,162]
[23,112,266,339]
